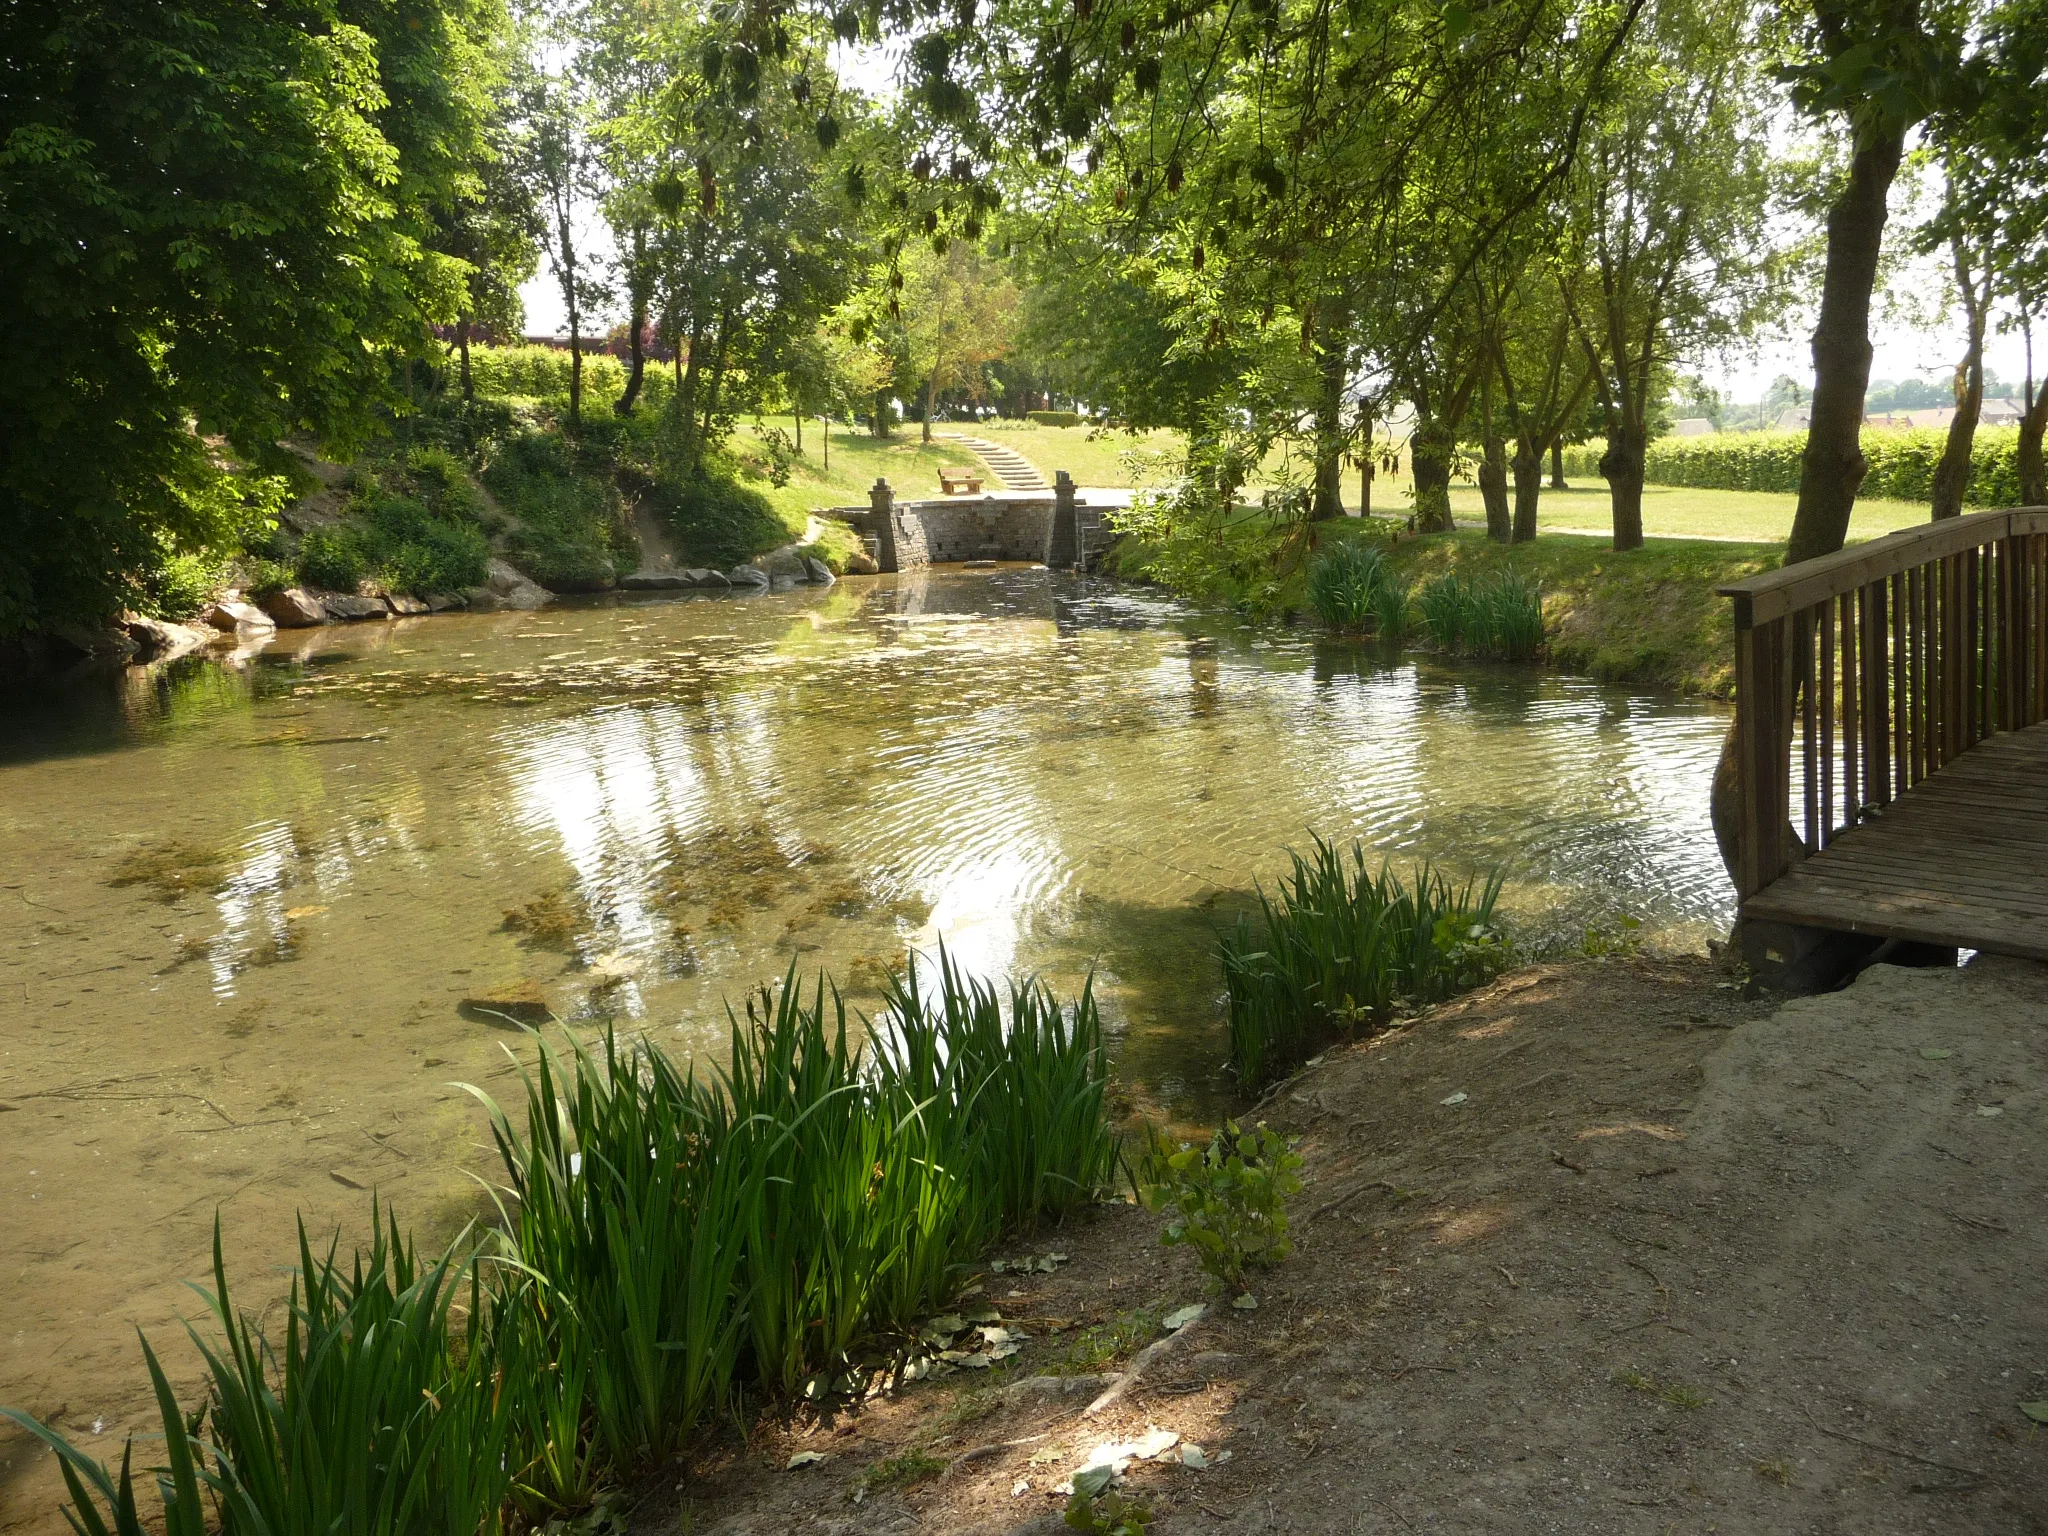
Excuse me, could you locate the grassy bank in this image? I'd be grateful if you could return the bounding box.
[1379,528,1780,696]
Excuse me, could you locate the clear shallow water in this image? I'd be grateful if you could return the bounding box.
[0,567,1731,1518]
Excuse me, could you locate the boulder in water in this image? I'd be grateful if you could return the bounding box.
[384,592,430,616]
[844,551,880,575]
[802,557,836,586]
[320,592,389,622]
[459,980,552,1026]
[261,588,329,628]
[202,599,275,633]
[728,564,770,588]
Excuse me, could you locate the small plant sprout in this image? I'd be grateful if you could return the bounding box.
[1139,1120,1304,1291]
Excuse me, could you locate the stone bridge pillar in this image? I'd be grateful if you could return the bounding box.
[1046,470,1078,570]
[869,478,900,573]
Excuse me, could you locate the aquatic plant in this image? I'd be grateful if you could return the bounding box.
[1218,834,1508,1085]
[2,1215,519,1536]
[1305,542,1389,631]
[1415,572,1470,650]
[1416,570,1543,660]
[7,951,1121,1536]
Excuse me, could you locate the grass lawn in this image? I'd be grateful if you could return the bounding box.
[728,421,963,527]
[1439,482,1929,545]
[952,422,1183,487]
[1374,526,1779,697]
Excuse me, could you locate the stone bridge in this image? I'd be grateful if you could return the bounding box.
[839,474,1115,573]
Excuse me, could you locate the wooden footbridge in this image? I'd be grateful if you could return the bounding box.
[1721,507,2048,989]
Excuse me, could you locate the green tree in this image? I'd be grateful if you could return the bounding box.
[0,0,489,634]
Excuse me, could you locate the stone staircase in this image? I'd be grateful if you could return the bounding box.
[936,432,1050,491]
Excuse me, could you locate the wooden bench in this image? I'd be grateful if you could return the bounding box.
[938,465,983,494]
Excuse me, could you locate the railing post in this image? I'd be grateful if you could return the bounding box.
[1731,596,1789,901]
[869,478,899,574]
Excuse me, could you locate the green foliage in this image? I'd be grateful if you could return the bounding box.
[483,432,625,590]
[1028,410,1085,428]
[296,527,370,594]
[1561,427,2025,507]
[1139,1121,1303,1290]
[1220,835,1508,1085]
[468,950,1116,1461]
[797,519,865,574]
[756,427,798,488]
[134,553,225,622]
[651,472,790,570]
[1107,484,1304,619]
[0,0,491,636]
[1065,1480,1154,1535]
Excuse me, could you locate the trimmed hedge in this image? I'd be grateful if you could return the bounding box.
[1025,409,1085,428]
[465,344,672,413]
[1558,427,2024,507]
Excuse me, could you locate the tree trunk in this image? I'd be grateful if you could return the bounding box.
[1312,301,1349,519]
[872,389,889,439]
[2020,378,2046,506]
[1510,438,1542,542]
[921,366,938,444]
[1784,124,1908,563]
[823,415,830,471]
[676,316,704,469]
[1410,417,1455,533]
[457,317,474,403]
[615,226,650,417]
[1931,237,1990,520]
[793,407,802,456]
[698,307,734,469]
[1602,423,1646,551]
[1549,438,1567,489]
[1479,366,1510,543]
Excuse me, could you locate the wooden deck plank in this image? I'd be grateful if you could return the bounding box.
[1743,719,2048,958]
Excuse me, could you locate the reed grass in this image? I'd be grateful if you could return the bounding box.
[1417,570,1544,660]
[7,951,1120,1536]
[1219,834,1508,1084]
[3,1215,518,1536]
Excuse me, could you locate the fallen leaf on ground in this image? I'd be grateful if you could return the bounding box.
[786,1451,826,1470]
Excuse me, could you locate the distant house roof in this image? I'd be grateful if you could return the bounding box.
[1670,417,1715,437]
[1981,396,2027,424]
[1775,406,1811,431]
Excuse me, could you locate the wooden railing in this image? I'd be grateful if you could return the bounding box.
[1719,507,2048,903]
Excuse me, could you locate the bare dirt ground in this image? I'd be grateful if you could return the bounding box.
[654,952,2048,1535]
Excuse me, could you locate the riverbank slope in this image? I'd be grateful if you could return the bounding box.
[654,952,2047,1535]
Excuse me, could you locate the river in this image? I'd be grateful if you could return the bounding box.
[0,567,1732,1526]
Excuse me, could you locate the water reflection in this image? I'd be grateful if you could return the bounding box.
[2,569,1733,1120]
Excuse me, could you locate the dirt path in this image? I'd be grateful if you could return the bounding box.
[655,953,2047,1535]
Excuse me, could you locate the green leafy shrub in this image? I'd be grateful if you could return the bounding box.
[1027,410,1085,428]
[1065,1477,1154,1534]
[1139,1120,1303,1290]
[134,551,222,620]
[651,471,790,570]
[1220,835,1508,1084]
[1559,426,2023,507]
[484,431,625,591]
[756,426,797,487]
[1372,571,1409,637]
[296,525,369,592]
[239,557,294,598]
